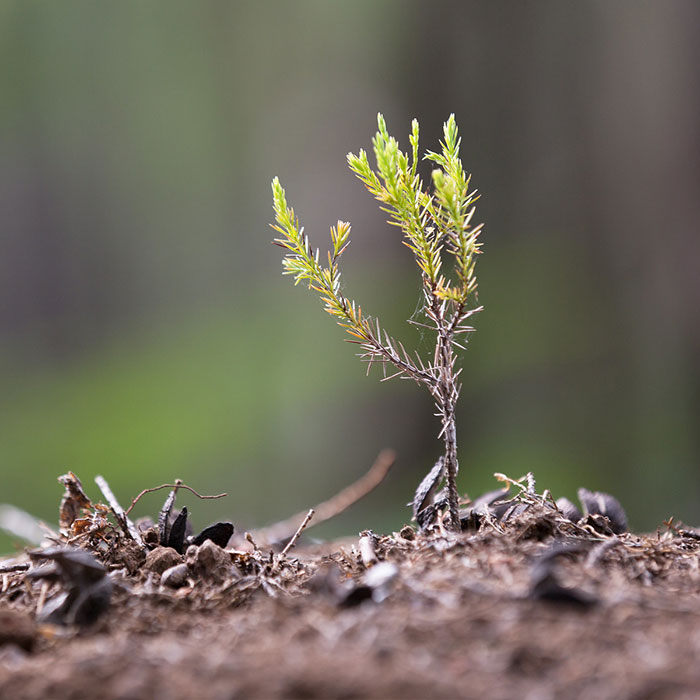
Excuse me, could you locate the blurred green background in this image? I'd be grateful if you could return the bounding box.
[1,1,699,554]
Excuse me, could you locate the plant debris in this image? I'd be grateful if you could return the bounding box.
[189,522,234,549]
[411,456,445,520]
[414,471,629,539]
[577,487,628,534]
[94,475,142,545]
[253,450,394,547]
[150,480,233,554]
[1,470,699,699]
[528,543,597,608]
[27,547,112,626]
[57,473,93,534]
[0,608,36,652]
[0,505,47,546]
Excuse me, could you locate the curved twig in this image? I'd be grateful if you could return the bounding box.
[124,482,227,516]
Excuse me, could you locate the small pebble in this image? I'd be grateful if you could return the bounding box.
[363,561,399,602]
[111,541,146,575]
[144,547,182,575]
[399,525,415,541]
[186,540,230,582]
[161,563,189,589]
[0,608,36,651]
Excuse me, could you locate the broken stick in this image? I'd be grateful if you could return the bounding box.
[253,449,396,546]
[95,475,144,547]
[0,504,47,546]
[280,509,315,558]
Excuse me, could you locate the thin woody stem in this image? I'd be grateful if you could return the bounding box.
[427,286,462,532]
[441,405,461,532]
[436,333,461,532]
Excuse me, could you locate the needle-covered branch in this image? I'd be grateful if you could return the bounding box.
[272,178,434,387]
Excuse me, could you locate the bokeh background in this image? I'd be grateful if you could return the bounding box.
[2,0,699,553]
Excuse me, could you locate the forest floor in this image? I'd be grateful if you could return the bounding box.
[1,485,700,700]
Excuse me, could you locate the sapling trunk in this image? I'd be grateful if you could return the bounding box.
[271,114,484,532]
[435,320,462,531]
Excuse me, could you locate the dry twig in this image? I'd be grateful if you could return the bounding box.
[94,475,144,547]
[254,450,395,545]
[280,509,315,558]
[124,482,227,516]
[0,504,46,546]
[359,533,379,567]
[0,561,30,574]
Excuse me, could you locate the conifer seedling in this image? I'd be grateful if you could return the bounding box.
[271,114,483,532]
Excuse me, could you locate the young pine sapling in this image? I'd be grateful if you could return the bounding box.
[271,114,483,532]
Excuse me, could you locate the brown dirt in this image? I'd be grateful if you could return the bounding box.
[1,506,700,700]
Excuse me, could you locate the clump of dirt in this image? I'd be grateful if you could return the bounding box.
[2,484,700,700]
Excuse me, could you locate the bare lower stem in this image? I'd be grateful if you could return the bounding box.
[433,300,462,533]
[442,413,461,532]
